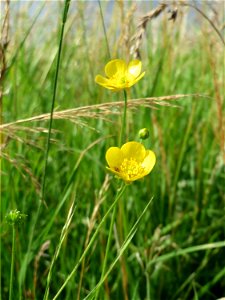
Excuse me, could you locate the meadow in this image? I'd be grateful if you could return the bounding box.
[1,1,225,299]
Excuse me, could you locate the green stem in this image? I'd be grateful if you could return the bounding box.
[41,0,71,203]
[94,185,122,300]
[98,0,111,60]
[7,3,46,73]
[43,200,75,300]
[9,225,15,300]
[52,184,127,300]
[95,86,128,299]
[169,103,195,218]
[119,90,128,146]
[18,1,71,297]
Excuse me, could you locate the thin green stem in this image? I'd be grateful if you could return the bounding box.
[43,200,76,300]
[169,103,195,218]
[94,89,128,299]
[119,90,128,146]
[98,0,111,60]
[52,184,127,300]
[84,197,154,300]
[7,3,46,73]
[181,2,225,46]
[18,0,71,296]
[9,225,15,300]
[41,0,71,203]
[94,186,121,300]
[146,240,225,270]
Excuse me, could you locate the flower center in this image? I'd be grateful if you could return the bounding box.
[111,74,127,84]
[120,158,144,179]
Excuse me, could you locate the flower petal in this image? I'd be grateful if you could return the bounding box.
[126,173,145,182]
[95,75,128,91]
[95,75,115,89]
[141,150,156,174]
[105,147,124,169]
[105,59,126,78]
[126,72,145,88]
[121,141,146,162]
[106,167,121,176]
[127,60,142,78]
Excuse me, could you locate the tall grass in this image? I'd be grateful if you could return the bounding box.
[1,1,224,300]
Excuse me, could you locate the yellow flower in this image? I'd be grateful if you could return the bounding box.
[95,59,145,91]
[105,141,156,183]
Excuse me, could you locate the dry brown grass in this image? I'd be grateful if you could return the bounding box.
[180,1,225,46]
[0,93,209,132]
[130,1,225,59]
[117,2,137,59]
[0,93,211,158]
[130,3,168,59]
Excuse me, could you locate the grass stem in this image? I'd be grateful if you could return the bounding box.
[9,225,15,300]
[18,0,71,295]
[53,184,127,300]
[119,90,128,146]
[40,0,71,203]
[98,0,111,59]
[94,186,121,300]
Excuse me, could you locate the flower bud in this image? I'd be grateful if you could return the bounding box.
[138,128,149,140]
[5,209,27,226]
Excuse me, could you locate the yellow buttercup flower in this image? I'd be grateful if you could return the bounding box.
[105,141,156,183]
[95,59,145,91]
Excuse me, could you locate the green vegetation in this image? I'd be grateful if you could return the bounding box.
[1,1,224,300]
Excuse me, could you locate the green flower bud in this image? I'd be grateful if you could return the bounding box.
[5,209,27,226]
[138,128,149,140]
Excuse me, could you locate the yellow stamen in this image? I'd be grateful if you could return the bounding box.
[120,158,144,179]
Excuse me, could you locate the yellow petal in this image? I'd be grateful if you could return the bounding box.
[105,147,124,169]
[126,72,145,88]
[121,141,146,162]
[127,60,142,78]
[95,75,127,91]
[127,173,145,182]
[106,167,121,177]
[141,150,156,174]
[95,75,115,89]
[105,59,126,78]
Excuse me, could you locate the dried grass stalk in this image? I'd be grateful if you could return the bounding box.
[130,1,224,59]
[117,3,137,58]
[180,1,225,46]
[130,3,168,59]
[0,94,208,133]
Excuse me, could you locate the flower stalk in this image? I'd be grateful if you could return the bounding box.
[94,183,126,300]
[120,89,128,146]
[9,225,15,300]
[5,209,26,300]
[95,87,129,300]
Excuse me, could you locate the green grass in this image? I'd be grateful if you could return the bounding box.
[1,1,225,300]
